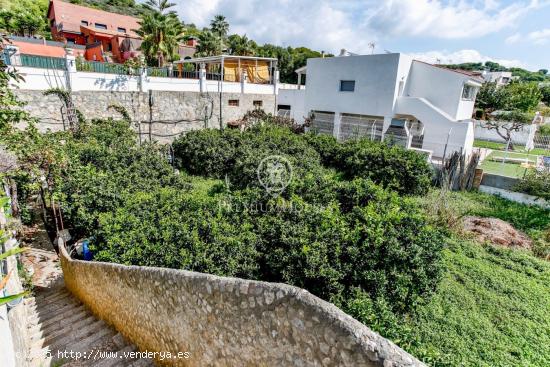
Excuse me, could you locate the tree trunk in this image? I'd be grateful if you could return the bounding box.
[8,178,20,219]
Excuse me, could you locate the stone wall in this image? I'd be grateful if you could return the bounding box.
[14,90,276,143]
[1,208,28,367]
[59,241,424,367]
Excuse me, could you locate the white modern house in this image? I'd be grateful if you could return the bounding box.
[482,71,514,87]
[278,53,483,159]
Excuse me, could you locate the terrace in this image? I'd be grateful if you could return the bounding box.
[174,55,279,85]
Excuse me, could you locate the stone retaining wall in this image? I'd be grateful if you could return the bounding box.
[59,241,424,367]
[14,90,276,143]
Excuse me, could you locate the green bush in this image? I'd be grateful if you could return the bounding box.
[172,128,242,178]
[338,139,433,196]
[514,170,550,200]
[59,119,188,237]
[93,188,260,278]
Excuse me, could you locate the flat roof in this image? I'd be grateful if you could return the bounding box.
[175,55,278,64]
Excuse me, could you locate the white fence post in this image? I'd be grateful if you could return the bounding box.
[241,71,247,94]
[273,69,280,95]
[64,48,76,91]
[199,63,206,93]
[333,112,342,140]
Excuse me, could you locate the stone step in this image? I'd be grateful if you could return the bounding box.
[33,288,69,303]
[27,294,79,315]
[31,314,98,350]
[27,301,86,329]
[28,308,90,341]
[48,319,109,353]
[50,327,117,365]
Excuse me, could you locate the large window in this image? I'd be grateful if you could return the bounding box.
[340,80,355,92]
[462,85,477,100]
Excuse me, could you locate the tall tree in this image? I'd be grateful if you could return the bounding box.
[210,15,229,38]
[136,0,184,67]
[227,34,257,56]
[195,30,222,57]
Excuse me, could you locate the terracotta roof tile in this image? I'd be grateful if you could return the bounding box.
[48,0,140,38]
[12,40,84,58]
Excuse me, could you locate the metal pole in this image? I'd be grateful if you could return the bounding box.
[219,57,224,130]
[442,127,453,165]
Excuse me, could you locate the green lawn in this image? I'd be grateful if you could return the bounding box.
[474,139,550,157]
[408,239,550,366]
[480,159,529,178]
[392,191,550,366]
[474,139,507,150]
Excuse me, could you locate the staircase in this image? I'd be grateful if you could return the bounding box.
[21,228,154,367]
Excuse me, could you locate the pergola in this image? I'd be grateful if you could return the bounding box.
[174,55,278,84]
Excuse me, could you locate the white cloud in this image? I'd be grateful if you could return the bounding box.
[409,49,529,69]
[505,33,521,44]
[174,0,374,53]
[527,28,550,44]
[365,0,543,39]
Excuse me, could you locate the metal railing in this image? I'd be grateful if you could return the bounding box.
[146,67,171,78]
[19,54,66,70]
[76,60,130,75]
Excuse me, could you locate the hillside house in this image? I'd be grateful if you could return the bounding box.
[47,0,142,63]
[278,53,483,159]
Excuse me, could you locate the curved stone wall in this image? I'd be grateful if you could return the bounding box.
[59,241,424,367]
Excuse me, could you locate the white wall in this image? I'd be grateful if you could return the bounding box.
[304,54,402,117]
[474,121,535,145]
[10,67,277,95]
[278,89,306,122]
[71,72,140,92]
[147,76,200,92]
[405,61,478,121]
[395,96,474,158]
[10,66,68,90]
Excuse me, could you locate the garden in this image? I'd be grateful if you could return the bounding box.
[2,115,546,366]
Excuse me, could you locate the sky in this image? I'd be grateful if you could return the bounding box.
[160,0,550,71]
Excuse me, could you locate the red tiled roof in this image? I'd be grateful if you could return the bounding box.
[12,40,84,58]
[48,0,141,38]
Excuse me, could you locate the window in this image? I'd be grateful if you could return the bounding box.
[117,27,126,33]
[277,104,291,110]
[340,80,355,92]
[462,85,477,100]
[66,37,76,44]
[94,23,107,30]
[253,100,263,108]
[81,20,89,26]
[228,99,239,107]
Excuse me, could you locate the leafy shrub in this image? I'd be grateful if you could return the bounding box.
[172,128,242,178]
[93,188,260,278]
[302,132,342,167]
[59,119,187,237]
[303,135,433,196]
[343,193,444,312]
[514,170,550,200]
[59,120,444,317]
[337,139,433,196]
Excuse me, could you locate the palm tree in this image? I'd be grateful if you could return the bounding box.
[210,15,229,38]
[195,30,222,57]
[136,0,184,67]
[227,34,257,56]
